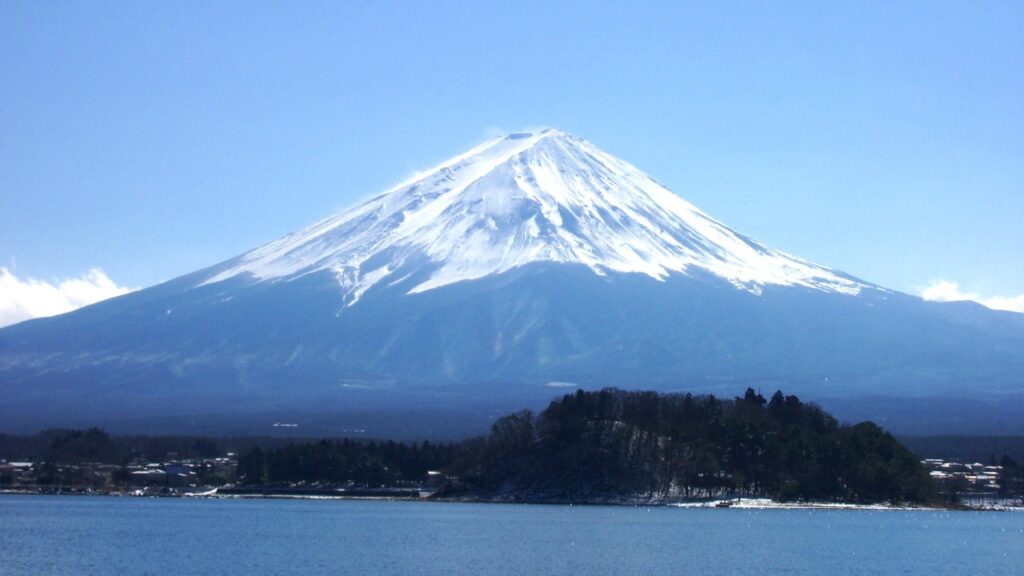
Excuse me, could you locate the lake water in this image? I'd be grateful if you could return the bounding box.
[1,495,1021,575]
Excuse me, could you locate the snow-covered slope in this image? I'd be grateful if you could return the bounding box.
[5,128,1024,437]
[202,129,869,303]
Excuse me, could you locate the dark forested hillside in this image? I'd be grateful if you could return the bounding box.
[449,388,932,503]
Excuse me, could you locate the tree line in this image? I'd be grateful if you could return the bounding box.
[238,439,457,487]
[236,388,937,504]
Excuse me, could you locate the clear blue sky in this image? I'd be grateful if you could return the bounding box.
[2,1,1022,301]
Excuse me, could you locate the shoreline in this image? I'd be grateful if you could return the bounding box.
[6,487,1018,511]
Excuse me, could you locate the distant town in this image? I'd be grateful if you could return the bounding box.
[0,452,238,495]
[3,451,1022,510]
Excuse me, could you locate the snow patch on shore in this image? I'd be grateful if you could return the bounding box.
[671,498,943,511]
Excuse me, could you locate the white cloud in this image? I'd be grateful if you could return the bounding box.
[920,279,1024,313]
[0,267,136,328]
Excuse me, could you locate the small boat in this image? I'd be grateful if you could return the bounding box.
[715,499,735,508]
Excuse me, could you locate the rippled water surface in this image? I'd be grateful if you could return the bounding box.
[1,495,1021,575]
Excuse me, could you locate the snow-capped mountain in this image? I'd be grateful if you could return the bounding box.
[1,129,1023,437]
[203,129,866,301]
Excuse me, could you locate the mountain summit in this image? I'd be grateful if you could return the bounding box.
[203,129,866,302]
[2,130,1023,437]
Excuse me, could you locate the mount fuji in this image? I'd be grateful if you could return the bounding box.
[2,129,1023,437]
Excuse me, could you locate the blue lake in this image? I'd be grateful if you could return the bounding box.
[0,495,1021,575]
